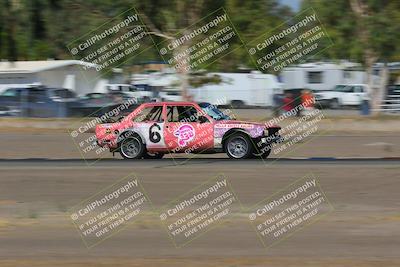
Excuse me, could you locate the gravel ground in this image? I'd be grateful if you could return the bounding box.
[0,161,399,266]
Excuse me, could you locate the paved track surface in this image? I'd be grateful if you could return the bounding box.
[2,133,400,159]
[0,157,399,167]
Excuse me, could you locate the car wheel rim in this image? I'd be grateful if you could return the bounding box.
[228,137,248,158]
[121,138,141,158]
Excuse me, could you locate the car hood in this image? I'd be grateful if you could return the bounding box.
[215,120,280,129]
[316,91,340,97]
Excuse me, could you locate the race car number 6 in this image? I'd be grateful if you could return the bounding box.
[149,124,161,143]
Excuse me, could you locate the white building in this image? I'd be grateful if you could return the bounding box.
[131,68,180,90]
[281,62,377,91]
[0,60,122,95]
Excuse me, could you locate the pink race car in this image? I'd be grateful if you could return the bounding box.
[95,102,282,159]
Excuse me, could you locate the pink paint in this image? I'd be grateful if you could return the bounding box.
[174,124,195,146]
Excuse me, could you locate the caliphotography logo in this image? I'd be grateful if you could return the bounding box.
[158,174,240,247]
[69,174,153,248]
[248,173,334,249]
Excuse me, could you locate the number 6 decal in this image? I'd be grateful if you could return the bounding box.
[149,123,161,143]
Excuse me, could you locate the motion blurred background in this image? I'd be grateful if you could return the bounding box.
[0,1,399,267]
[0,0,399,117]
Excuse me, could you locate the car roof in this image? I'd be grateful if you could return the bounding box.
[337,84,366,86]
[144,101,197,106]
[47,87,71,91]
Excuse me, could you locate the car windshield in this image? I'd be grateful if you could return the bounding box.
[52,89,76,98]
[1,89,21,97]
[333,85,349,92]
[199,103,231,121]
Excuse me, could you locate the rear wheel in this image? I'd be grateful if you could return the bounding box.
[225,133,253,159]
[119,135,145,159]
[330,99,340,109]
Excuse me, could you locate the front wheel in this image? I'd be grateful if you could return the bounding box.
[251,145,272,159]
[119,136,145,159]
[225,133,253,159]
[231,100,245,109]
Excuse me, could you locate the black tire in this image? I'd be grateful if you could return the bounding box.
[143,151,164,159]
[231,100,245,109]
[224,133,253,159]
[119,135,145,159]
[330,99,340,109]
[251,148,271,159]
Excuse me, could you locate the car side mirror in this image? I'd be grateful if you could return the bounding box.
[198,116,209,123]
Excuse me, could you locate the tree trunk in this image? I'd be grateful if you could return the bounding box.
[349,0,380,115]
[173,35,191,101]
[372,62,389,114]
[5,1,18,61]
[365,58,374,105]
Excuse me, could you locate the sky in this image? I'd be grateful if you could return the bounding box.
[279,0,302,11]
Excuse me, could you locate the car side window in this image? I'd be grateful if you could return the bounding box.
[28,89,48,102]
[2,89,18,97]
[166,106,179,122]
[167,105,199,123]
[133,106,163,122]
[178,106,199,122]
[354,86,363,93]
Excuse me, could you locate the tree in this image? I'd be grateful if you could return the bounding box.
[1,0,19,61]
[136,0,224,100]
[0,0,293,96]
[302,0,400,115]
[136,0,291,99]
[349,0,400,114]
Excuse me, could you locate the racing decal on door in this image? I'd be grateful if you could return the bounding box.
[149,123,162,143]
[134,122,166,148]
[174,124,195,146]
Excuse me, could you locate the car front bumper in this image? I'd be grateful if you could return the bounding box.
[260,135,284,145]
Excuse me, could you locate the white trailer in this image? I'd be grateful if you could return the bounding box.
[282,62,369,91]
[189,71,282,107]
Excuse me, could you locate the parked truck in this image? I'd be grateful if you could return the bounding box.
[314,84,370,109]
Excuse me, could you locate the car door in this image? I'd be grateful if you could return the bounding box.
[164,104,214,153]
[0,88,22,115]
[131,104,166,149]
[28,88,51,117]
[345,86,363,105]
